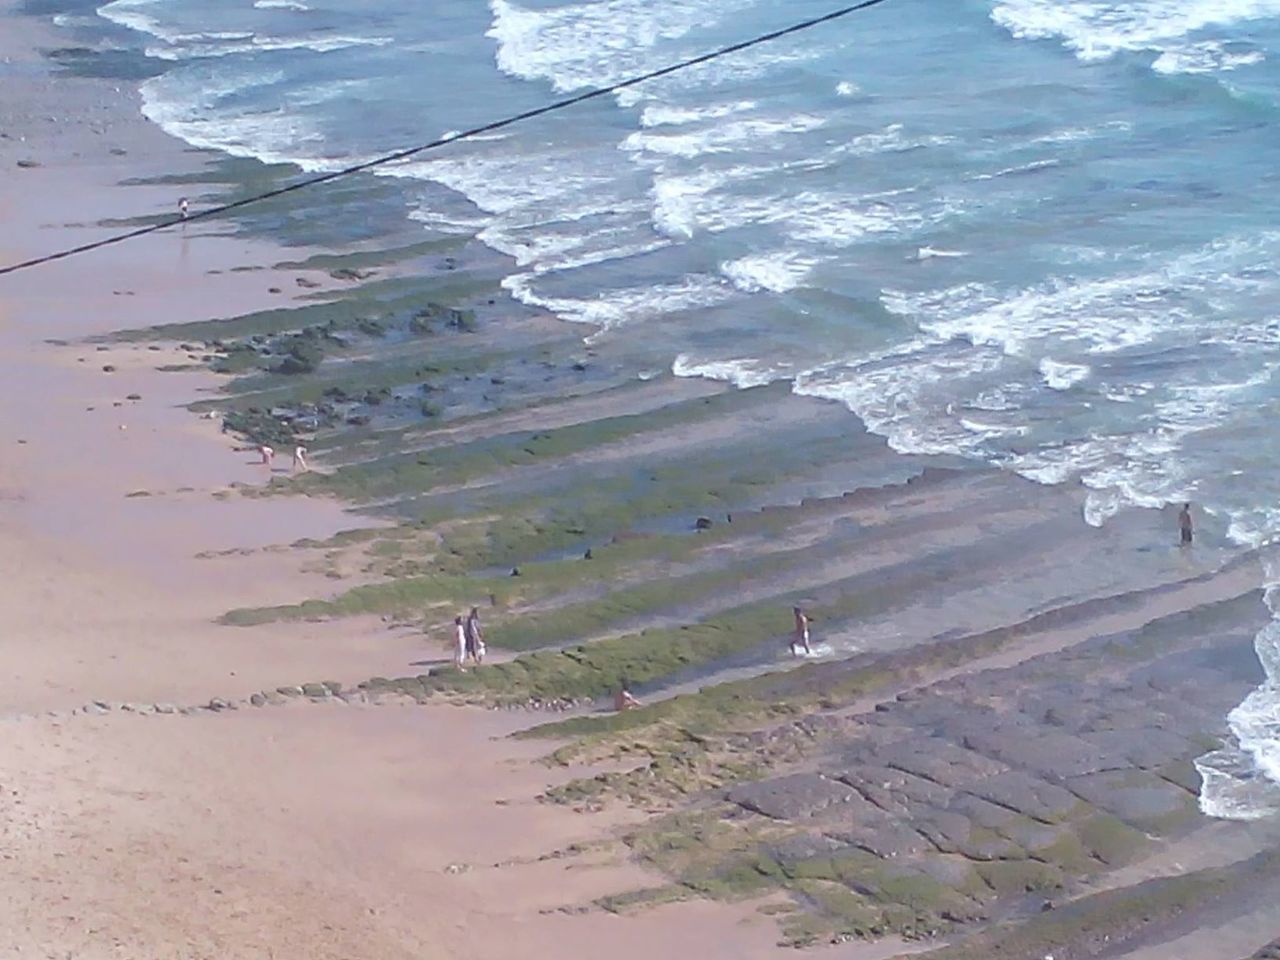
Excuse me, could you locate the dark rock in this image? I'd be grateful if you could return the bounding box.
[102,365,116,373]
[1065,770,1195,827]
[694,516,714,530]
[15,159,39,168]
[912,809,974,854]
[969,771,1078,823]
[825,813,932,859]
[728,773,855,820]
[874,736,1006,787]
[330,267,372,282]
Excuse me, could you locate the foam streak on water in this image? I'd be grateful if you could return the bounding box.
[1198,550,1280,819]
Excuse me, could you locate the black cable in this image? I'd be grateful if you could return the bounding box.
[0,0,892,277]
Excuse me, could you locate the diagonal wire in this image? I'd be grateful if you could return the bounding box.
[0,0,892,277]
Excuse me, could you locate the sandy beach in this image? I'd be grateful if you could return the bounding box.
[0,8,788,958]
[4,2,1280,959]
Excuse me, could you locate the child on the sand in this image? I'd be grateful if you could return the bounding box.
[258,444,274,466]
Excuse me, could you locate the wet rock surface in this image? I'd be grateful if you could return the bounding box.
[622,592,1272,947]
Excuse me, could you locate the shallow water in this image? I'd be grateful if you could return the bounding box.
[46,0,1280,816]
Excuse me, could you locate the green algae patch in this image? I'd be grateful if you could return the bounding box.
[912,850,1280,960]
[220,572,509,625]
[426,604,796,703]
[617,809,970,949]
[974,860,1065,898]
[1076,814,1148,867]
[301,383,784,503]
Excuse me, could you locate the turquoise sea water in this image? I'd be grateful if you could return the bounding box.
[44,0,1280,817]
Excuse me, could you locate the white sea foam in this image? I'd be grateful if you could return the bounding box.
[969,158,1061,182]
[836,123,955,158]
[1039,357,1091,390]
[255,0,310,9]
[144,33,391,61]
[1152,40,1265,74]
[504,272,731,331]
[671,354,781,389]
[138,63,365,173]
[1199,551,1280,820]
[914,246,968,261]
[991,0,1280,67]
[1032,120,1133,145]
[794,341,1008,457]
[638,100,757,128]
[623,114,826,159]
[835,80,860,97]
[98,0,179,41]
[720,251,815,293]
[649,166,788,239]
[487,0,756,92]
[786,190,960,247]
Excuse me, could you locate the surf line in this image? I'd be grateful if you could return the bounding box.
[0,0,895,277]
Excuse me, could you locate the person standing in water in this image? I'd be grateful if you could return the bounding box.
[464,606,486,665]
[178,197,189,220]
[791,605,813,657]
[1179,503,1194,547]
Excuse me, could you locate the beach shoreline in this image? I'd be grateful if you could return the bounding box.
[5,2,1280,959]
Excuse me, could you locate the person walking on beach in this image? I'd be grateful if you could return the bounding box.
[453,615,468,670]
[791,605,813,657]
[258,444,275,466]
[464,606,486,665]
[1179,502,1194,547]
[292,445,308,472]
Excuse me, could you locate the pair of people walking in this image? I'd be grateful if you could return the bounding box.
[453,606,486,669]
[257,444,308,471]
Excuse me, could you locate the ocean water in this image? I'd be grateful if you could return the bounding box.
[51,0,1280,816]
